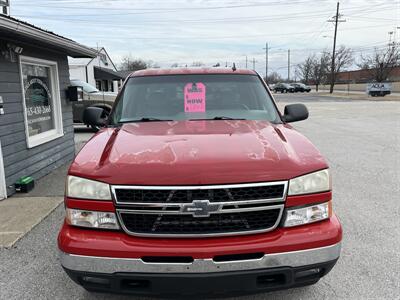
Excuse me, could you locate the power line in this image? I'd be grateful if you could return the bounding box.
[12,0,329,12]
[50,23,396,41]
[13,10,359,23]
[11,1,394,15]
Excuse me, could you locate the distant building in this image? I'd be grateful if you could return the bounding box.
[69,47,124,92]
[336,66,400,83]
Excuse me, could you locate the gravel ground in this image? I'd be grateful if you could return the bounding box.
[1,95,399,300]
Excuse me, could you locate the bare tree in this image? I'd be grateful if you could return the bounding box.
[312,52,330,91]
[359,43,400,82]
[265,72,283,84]
[328,45,353,91]
[119,56,159,71]
[191,61,205,67]
[297,55,315,84]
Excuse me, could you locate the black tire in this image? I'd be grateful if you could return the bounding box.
[90,107,110,132]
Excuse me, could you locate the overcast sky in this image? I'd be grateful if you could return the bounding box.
[10,0,400,78]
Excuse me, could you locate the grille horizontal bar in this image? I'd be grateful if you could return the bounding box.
[118,207,283,237]
[112,181,287,205]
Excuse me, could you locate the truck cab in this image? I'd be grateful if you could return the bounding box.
[70,79,116,126]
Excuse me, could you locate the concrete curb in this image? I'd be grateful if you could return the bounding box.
[0,196,64,248]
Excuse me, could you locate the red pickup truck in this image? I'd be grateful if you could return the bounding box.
[58,68,342,297]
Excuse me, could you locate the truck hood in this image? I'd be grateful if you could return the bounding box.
[70,120,328,185]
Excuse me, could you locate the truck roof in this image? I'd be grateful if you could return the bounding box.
[129,68,257,77]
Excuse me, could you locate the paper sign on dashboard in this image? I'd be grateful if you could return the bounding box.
[184,83,206,113]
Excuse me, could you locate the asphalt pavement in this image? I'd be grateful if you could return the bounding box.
[0,94,399,299]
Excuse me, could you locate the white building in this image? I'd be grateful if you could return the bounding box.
[69,47,123,92]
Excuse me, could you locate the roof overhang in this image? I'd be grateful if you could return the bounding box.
[0,16,97,58]
[94,66,124,80]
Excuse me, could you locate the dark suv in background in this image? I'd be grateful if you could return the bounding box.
[273,83,295,93]
[291,83,311,93]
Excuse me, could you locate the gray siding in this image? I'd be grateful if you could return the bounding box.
[0,43,75,196]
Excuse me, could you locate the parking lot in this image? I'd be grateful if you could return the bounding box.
[0,94,399,300]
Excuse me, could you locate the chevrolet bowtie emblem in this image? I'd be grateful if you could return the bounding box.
[181,200,222,217]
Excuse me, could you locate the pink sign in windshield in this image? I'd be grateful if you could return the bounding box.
[184,83,206,113]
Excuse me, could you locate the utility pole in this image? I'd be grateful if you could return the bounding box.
[245,55,248,69]
[288,49,290,82]
[252,58,256,70]
[328,1,345,94]
[263,42,269,82]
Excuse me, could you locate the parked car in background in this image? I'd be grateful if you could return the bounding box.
[70,79,117,129]
[291,83,311,93]
[59,68,342,297]
[273,82,295,93]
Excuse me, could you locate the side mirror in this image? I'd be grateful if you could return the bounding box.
[83,107,106,127]
[282,103,309,123]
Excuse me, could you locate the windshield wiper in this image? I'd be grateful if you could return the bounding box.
[190,116,247,121]
[119,117,173,124]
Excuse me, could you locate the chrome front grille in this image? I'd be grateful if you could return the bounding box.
[112,181,287,237]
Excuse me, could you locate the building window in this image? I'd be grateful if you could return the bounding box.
[96,80,102,91]
[99,53,108,66]
[103,80,109,91]
[20,56,63,148]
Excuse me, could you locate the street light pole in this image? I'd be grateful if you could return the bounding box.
[287,49,290,81]
[266,43,269,81]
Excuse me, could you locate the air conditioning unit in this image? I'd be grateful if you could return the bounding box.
[1,0,10,16]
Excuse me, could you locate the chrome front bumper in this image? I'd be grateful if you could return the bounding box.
[60,242,341,274]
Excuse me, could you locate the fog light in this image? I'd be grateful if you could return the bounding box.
[66,208,120,230]
[82,276,110,285]
[284,202,331,227]
[295,268,321,279]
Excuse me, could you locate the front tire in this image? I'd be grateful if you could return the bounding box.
[90,107,110,132]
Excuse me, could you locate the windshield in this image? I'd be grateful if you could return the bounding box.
[70,79,99,93]
[111,74,280,124]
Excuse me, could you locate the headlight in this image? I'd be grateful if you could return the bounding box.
[288,169,330,196]
[283,201,331,227]
[66,208,120,230]
[67,176,111,200]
